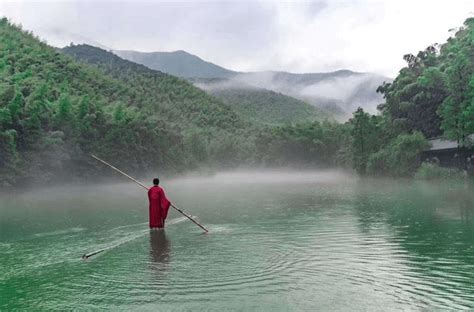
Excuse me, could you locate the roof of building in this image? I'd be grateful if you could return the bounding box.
[429,138,458,150]
[427,134,474,151]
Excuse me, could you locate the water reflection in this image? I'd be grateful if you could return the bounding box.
[351,180,474,308]
[149,230,171,272]
[4,173,474,310]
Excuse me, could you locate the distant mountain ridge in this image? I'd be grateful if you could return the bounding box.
[114,49,391,117]
[114,49,238,79]
[0,18,257,185]
[66,45,327,126]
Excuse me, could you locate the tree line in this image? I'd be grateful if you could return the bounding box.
[347,18,473,177]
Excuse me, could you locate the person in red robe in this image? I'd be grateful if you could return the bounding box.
[148,178,171,229]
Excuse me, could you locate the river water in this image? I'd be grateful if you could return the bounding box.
[1,171,474,310]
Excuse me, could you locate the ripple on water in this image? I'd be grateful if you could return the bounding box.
[75,216,474,310]
[33,227,86,238]
[4,179,474,311]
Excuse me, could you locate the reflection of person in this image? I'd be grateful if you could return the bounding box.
[149,230,171,267]
[148,178,171,229]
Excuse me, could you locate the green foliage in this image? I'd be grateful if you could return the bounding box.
[62,44,246,131]
[210,88,328,125]
[359,18,474,177]
[183,130,209,167]
[366,132,429,177]
[0,20,251,185]
[377,18,474,141]
[0,129,18,186]
[3,16,472,184]
[347,105,429,177]
[52,94,74,134]
[415,162,465,180]
[349,108,384,174]
[376,46,446,138]
[255,121,350,167]
[438,21,474,146]
[0,20,353,185]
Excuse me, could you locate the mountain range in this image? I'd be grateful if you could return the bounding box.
[114,50,391,118]
[115,49,236,79]
[66,45,327,126]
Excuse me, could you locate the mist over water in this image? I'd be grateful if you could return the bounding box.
[1,170,474,310]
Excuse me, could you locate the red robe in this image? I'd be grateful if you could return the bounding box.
[148,185,171,228]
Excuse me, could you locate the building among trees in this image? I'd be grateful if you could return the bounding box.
[422,135,474,172]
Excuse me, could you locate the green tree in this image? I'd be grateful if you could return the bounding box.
[53,93,74,135]
[439,27,474,146]
[0,129,18,186]
[377,45,445,138]
[350,107,381,175]
[367,132,429,177]
[8,89,24,125]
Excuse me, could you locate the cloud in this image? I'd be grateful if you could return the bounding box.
[193,69,388,120]
[0,0,473,76]
[300,75,369,101]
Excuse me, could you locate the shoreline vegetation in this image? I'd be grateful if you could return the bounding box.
[0,17,473,188]
[415,163,467,180]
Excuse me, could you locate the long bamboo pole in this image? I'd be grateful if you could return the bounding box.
[91,154,209,233]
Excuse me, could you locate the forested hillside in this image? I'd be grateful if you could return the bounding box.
[115,49,389,117]
[376,18,474,143]
[0,19,251,186]
[350,17,474,176]
[63,45,347,168]
[254,121,350,167]
[208,88,329,125]
[61,44,246,131]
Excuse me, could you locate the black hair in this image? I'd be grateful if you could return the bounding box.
[153,178,159,185]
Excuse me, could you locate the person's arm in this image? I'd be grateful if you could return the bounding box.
[160,188,171,220]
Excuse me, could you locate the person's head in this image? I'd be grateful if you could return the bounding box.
[153,178,159,186]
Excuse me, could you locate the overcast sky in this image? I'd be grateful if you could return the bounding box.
[1,0,473,77]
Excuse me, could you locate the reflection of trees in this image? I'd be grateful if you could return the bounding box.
[457,184,474,225]
[353,179,389,233]
[149,230,171,273]
[353,181,474,303]
[354,181,474,260]
[385,184,474,262]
